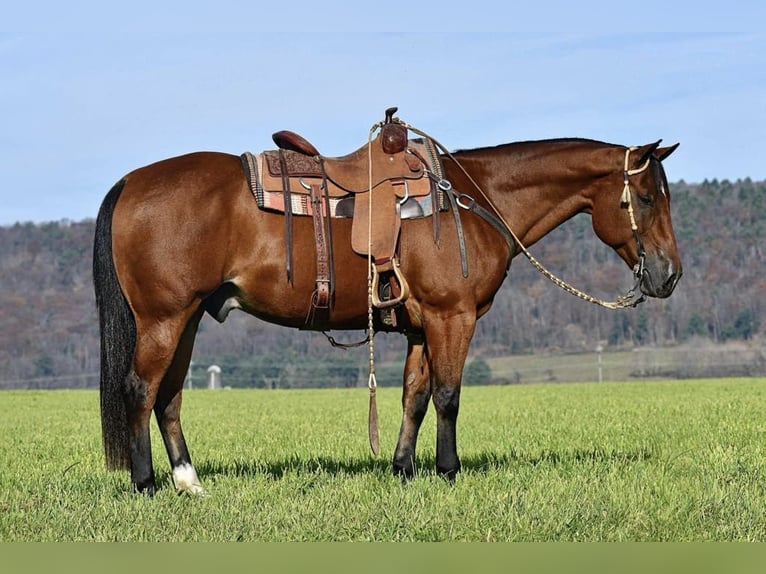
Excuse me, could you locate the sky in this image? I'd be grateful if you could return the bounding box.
[1,2,765,225]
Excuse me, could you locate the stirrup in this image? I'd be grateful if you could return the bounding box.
[371,258,409,309]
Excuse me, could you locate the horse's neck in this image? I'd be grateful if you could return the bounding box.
[453,142,615,247]
[502,178,593,247]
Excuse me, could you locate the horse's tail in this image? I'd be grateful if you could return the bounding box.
[93,179,134,470]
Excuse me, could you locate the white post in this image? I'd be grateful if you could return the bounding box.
[596,345,603,383]
[207,365,222,389]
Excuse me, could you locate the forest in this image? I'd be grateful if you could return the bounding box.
[0,178,764,389]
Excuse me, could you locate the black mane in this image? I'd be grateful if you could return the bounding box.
[451,137,614,155]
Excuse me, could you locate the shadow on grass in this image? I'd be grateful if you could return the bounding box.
[463,446,655,471]
[194,446,655,482]
[196,455,391,482]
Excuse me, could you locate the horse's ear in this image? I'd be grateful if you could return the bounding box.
[655,142,680,162]
[635,140,662,167]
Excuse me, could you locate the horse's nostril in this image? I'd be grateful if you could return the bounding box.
[664,272,681,293]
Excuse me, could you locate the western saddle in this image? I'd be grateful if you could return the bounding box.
[241,107,446,326]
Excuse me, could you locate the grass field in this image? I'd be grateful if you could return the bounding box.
[486,350,638,383]
[1,378,765,541]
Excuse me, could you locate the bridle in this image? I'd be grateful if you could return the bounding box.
[620,146,653,307]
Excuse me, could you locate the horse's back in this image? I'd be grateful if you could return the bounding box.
[120,151,245,205]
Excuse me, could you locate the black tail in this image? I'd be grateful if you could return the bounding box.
[93,179,135,470]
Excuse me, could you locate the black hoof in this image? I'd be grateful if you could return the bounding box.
[392,462,416,482]
[134,479,157,496]
[437,466,460,483]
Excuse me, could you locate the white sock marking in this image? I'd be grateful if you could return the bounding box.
[172,463,206,495]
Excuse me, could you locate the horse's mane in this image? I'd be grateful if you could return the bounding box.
[451,137,613,155]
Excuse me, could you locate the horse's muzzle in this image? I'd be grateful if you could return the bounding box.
[639,258,682,299]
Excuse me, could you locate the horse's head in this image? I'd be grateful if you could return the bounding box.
[590,141,682,299]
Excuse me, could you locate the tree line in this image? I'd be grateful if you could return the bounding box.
[0,178,763,389]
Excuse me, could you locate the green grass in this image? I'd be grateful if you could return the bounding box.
[1,378,765,541]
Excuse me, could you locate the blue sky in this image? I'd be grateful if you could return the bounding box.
[2,3,764,225]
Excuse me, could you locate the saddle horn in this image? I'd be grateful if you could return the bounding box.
[381,107,407,154]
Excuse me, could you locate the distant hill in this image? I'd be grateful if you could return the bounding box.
[1,178,764,389]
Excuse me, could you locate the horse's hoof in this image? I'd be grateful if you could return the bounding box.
[134,481,157,496]
[437,465,460,484]
[392,463,416,482]
[177,483,207,497]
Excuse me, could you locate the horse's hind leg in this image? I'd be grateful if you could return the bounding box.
[154,308,206,495]
[124,368,158,495]
[392,334,431,479]
[128,308,201,494]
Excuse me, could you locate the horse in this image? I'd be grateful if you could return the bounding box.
[93,131,682,495]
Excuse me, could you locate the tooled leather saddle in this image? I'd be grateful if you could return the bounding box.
[241,107,447,324]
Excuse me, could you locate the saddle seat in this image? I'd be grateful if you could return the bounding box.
[267,133,425,196]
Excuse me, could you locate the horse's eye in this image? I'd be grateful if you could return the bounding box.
[638,194,654,207]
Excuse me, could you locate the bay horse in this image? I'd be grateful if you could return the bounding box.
[93,132,681,494]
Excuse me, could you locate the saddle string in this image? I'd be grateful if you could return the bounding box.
[366,121,382,456]
[404,123,651,310]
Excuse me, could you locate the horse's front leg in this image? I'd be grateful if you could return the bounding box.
[424,311,476,481]
[392,334,431,479]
